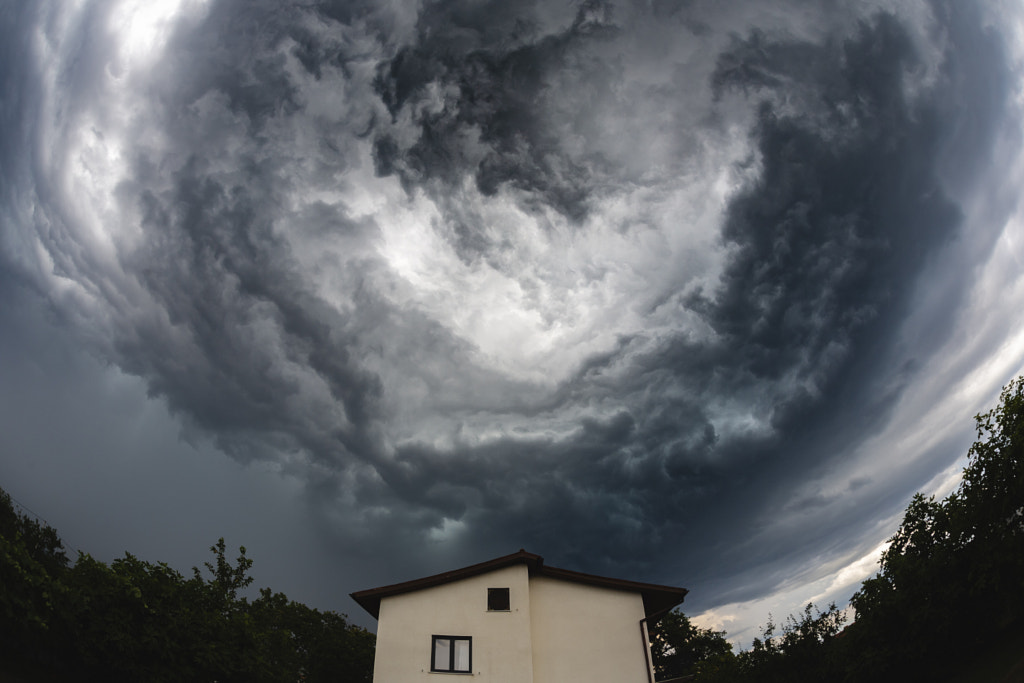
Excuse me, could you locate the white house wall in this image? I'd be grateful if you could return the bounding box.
[371,566,653,683]
[528,576,650,683]
[373,564,535,683]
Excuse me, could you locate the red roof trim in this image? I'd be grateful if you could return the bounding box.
[350,549,687,621]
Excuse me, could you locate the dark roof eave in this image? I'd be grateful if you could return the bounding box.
[350,549,544,619]
[350,550,687,621]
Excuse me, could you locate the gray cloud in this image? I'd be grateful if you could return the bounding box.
[2,0,1022,633]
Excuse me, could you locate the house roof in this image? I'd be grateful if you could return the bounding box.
[350,549,688,621]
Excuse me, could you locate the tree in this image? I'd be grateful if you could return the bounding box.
[197,537,254,604]
[849,375,1024,680]
[956,375,1024,624]
[0,486,376,682]
[61,552,193,682]
[0,488,69,667]
[734,602,846,683]
[649,609,734,680]
[250,588,376,683]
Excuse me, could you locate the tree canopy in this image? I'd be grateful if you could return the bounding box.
[0,491,374,682]
[847,374,1024,680]
[649,608,734,680]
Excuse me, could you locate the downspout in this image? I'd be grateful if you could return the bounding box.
[639,616,656,683]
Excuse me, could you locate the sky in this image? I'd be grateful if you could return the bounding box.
[2,0,1024,648]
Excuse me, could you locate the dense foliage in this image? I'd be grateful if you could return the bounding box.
[0,494,374,682]
[845,374,1024,680]
[649,609,734,680]
[651,376,1024,682]
[651,602,847,683]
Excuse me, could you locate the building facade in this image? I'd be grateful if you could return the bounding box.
[351,550,687,683]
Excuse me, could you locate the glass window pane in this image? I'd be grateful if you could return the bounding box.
[454,639,470,671]
[434,638,451,671]
[488,587,510,611]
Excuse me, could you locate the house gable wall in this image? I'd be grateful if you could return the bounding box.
[528,575,649,683]
[373,564,535,683]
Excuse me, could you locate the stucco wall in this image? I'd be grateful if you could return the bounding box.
[528,576,650,683]
[372,565,535,683]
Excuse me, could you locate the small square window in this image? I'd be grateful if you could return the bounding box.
[432,635,472,672]
[487,587,510,611]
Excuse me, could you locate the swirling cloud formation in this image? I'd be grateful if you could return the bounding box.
[2,0,1023,634]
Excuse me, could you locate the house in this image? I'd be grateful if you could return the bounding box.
[350,549,688,683]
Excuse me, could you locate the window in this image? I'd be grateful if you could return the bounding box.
[432,635,472,673]
[487,587,510,611]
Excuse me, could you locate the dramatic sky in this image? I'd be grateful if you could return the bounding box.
[2,0,1023,646]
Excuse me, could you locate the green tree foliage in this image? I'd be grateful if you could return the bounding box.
[652,603,846,683]
[649,609,734,680]
[0,490,375,682]
[0,489,69,666]
[198,537,254,603]
[61,552,209,682]
[733,603,846,683]
[250,588,375,683]
[848,375,1024,680]
[956,374,1024,621]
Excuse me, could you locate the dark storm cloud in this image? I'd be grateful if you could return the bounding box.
[126,160,380,458]
[655,4,1016,601]
[2,0,1021,633]
[696,15,960,445]
[336,1,1018,594]
[371,0,622,229]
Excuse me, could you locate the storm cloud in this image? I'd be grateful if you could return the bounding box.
[2,0,1023,643]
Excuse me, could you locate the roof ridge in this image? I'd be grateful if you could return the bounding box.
[350,550,686,621]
